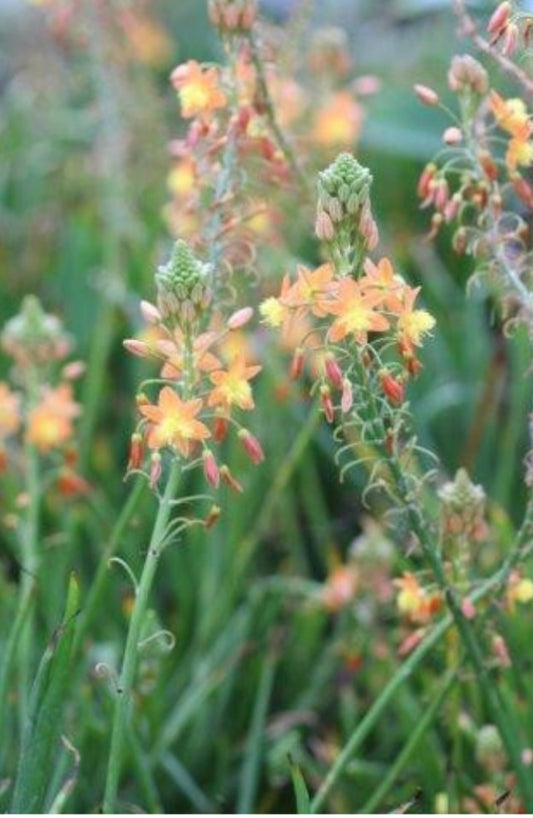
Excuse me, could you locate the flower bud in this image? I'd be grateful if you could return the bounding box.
[320,384,335,423]
[227,306,253,330]
[238,429,265,464]
[414,83,439,106]
[220,464,243,493]
[203,448,220,488]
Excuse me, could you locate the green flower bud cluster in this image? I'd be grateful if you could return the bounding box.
[155,240,212,327]
[318,153,373,220]
[315,153,378,276]
[438,467,486,516]
[1,295,71,368]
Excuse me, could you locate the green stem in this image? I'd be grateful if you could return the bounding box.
[360,667,457,814]
[17,442,41,718]
[102,460,181,812]
[245,30,311,197]
[73,476,146,656]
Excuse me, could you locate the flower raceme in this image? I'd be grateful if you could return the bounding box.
[124,239,264,496]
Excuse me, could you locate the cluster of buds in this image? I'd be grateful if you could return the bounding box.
[315,152,378,270]
[2,295,71,376]
[438,468,488,543]
[262,154,435,432]
[208,0,257,34]
[155,239,212,329]
[124,239,264,513]
[0,297,86,494]
[487,1,533,57]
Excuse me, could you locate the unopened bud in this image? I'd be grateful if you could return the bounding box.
[443,126,463,145]
[203,448,220,488]
[414,83,439,106]
[227,306,253,330]
[238,429,265,464]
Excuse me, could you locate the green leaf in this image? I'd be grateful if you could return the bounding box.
[10,574,80,814]
[290,757,311,814]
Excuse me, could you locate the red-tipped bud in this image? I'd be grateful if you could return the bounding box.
[238,429,264,464]
[443,193,461,223]
[127,432,144,472]
[291,347,305,380]
[414,83,439,106]
[227,306,254,330]
[478,149,498,182]
[341,378,353,414]
[320,384,335,423]
[220,465,243,493]
[123,339,150,358]
[324,353,344,390]
[417,163,436,200]
[487,1,511,37]
[149,452,162,489]
[213,413,229,442]
[379,370,405,405]
[203,449,220,488]
[140,300,162,324]
[204,504,222,529]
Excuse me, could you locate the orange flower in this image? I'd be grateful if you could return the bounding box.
[158,331,221,380]
[0,382,21,440]
[170,60,227,119]
[26,384,80,453]
[490,90,532,137]
[325,278,389,344]
[208,357,261,412]
[360,256,405,311]
[167,157,197,198]
[140,386,210,456]
[395,286,435,352]
[282,263,337,317]
[312,91,363,148]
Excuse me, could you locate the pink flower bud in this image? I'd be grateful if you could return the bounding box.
[315,209,335,241]
[443,126,463,145]
[61,360,86,380]
[414,83,439,106]
[149,452,162,489]
[502,22,518,56]
[291,347,304,380]
[324,354,344,390]
[227,306,254,330]
[238,429,265,464]
[123,339,150,358]
[320,384,335,423]
[203,449,220,488]
[341,379,353,413]
[140,300,162,324]
[461,597,476,619]
[487,2,511,37]
[127,432,144,472]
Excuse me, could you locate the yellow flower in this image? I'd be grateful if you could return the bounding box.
[396,287,436,352]
[140,386,210,456]
[506,136,533,170]
[259,297,285,327]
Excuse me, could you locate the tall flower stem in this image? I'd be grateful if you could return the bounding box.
[102,460,181,812]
